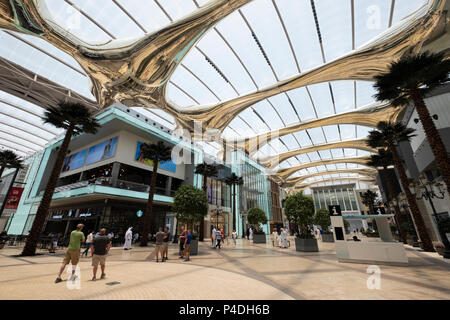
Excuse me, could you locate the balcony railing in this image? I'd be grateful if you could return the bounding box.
[45,177,175,197]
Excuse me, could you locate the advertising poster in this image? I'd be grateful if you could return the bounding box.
[86,137,118,165]
[5,187,24,210]
[135,141,176,173]
[62,149,87,172]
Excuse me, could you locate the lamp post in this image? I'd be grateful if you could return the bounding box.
[410,176,450,258]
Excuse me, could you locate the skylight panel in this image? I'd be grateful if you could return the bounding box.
[356,81,377,107]
[322,125,340,143]
[331,148,344,158]
[339,125,356,140]
[115,0,171,33]
[354,0,390,48]
[318,150,332,160]
[316,165,327,172]
[16,33,84,71]
[0,32,93,99]
[0,139,30,155]
[280,134,300,151]
[159,0,198,21]
[0,102,60,135]
[196,31,256,95]
[166,83,198,107]
[239,108,270,134]
[215,12,276,88]
[356,125,372,139]
[326,164,338,171]
[169,66,219,105]
[308,152,321,162]
[308,82,334,117]
[69,0,144,39]
[42,0,111,43]
[296,154,311,165]
[391,0,426,26]
[228,116,255,137]
[181,48,237,102]
[267,94,299,126]
[330,81,355,113]
[241,0,298,80]
[344,149,357,157]
[293,130,312,147]
[287,87,316,120]
[306,127,326,144]
[274,0,323,72]
[307,167,318,174]
[250,100,284,131]
[314,0,352,62]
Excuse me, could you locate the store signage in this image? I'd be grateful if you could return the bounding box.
[53,215,63,219]
[80,213,92,217]
[328,205,342,216]
[4,187,24,210]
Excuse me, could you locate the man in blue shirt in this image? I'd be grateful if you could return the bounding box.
[184,229,192,262]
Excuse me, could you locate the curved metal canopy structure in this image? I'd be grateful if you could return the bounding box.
[0,0,448,189]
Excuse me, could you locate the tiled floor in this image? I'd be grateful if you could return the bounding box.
[0,238,449,300]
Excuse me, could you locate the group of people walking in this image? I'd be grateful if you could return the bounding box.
[55,224,111,283]
[272,227,289,248]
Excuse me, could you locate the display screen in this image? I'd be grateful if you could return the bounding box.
[86,137,118,165]
[135,141,176,173]
[62,149,87,172]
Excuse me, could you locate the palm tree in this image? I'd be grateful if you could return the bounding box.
[374,51,450,193]
[139,141,172,246]
[22,103,100,256]
[0,150,22,178]
[225,173,243,231]
[360,190,377,215]
[367,121,434,251]
[367,149,407,243]
[195,162,218,241]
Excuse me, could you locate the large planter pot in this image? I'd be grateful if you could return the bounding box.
[253,233,267,243]
[189,239,198,256]
[295,238,319,252]
[322,233,334,243]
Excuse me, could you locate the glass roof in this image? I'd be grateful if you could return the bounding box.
[0,0,427,187]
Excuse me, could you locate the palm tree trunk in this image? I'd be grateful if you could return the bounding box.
[141,160,159,246]
[232,184,236,231]
[410,90,450,193]
[199,174,207,242]
[381,168,407,243]
[390,145,434,252]
[22,125,75,256]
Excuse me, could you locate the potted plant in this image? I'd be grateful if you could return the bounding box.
[314,208,334,242]
[285,192,318,252]
[247,207,268,243]
[172,185,208,255]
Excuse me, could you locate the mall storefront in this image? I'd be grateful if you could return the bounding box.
[43,199,174,241]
